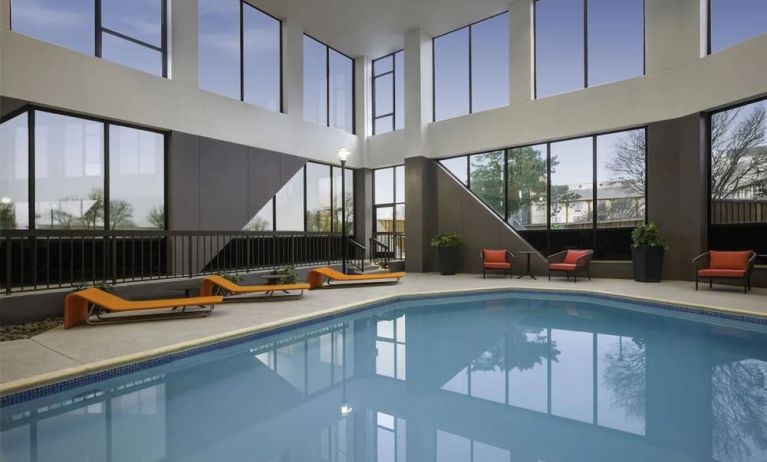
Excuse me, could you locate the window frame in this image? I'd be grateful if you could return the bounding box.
[533,0,646,99]
[372,50,404,135]
[372,165,405,235]
[10,0,170,78]
[303,34,356,134]
[0,105,169,231]
[438,126,648,258]
[432,11,510,122]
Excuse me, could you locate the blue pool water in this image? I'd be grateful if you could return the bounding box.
[1,291,766,462]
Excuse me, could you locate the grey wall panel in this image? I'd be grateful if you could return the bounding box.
[168,131,200,230]
[246,147,281,219]
[198,137,249,230]
[280,155,307,185]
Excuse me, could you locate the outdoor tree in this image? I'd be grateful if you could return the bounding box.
[469,152,505,215]
[508,147,548,225]
[147,206,165,229]
[0,203,16,229]
[606,130,646,196]
[711,104,767,199]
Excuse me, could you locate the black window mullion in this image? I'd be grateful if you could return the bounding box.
[546,143,551,253]
[468,25,473,114]
[391,56,396,132]
[28,110,35,231]
[592,135,597,250]
[584,0,589,87]
[95,0,102,58]
[161,0,168,78]
[104,122,110,230]
[101,28,164,52]
[326,46,330,127]
[239,1,245,101]
[504,149,509,221]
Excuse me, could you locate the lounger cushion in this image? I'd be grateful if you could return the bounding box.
[708,250,752,270]
[549,263,577,271]
[308,267,405,288]
[484,262,512,269]
[483,249,508,264]
[698,268,747,278]
[201,275,310,296]
[564,250,591,265]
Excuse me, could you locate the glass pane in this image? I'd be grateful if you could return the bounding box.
[471,13,509,112]
[344,168,354,235]
[376,340,395,378]
[434,28,470,121]
[374,116,394,135]
[551,329,594,423]
[101,0,163,47]
[275,168,305,231]
[38,404,107,461]
[550,137,593,229]
[11,0,95,55]
[587,0,644,86]
[440,157,468,184]
[470,151,505,216]
[331,166,353,233]
[710,0,767,53]
[536,0,585,98]
[102,33,163,76]
[376,206,394,233]
[244,198,273,231]
[111,384,166,461]
[304,36,328,125]
[374,74,394,117]
[373,55,393,75]
[394,51,405,130]
[394,204,405,234]
[596,129,645,228]
[375,168,394,204]
[306,163,332,232]
[507,144,548,230]
[710,99,767,224]
[35,111,105,230]
[395,165,405,203]
[597,334,646,435]
[199,0,240,100]
[243,5,281,112]
[329,49,354,133]
[109,125,164,229]
[276,343,306,393]
[508,329,550,413]
[0,113,29,229]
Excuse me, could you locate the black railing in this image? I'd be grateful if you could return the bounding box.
[347,238,366,273]
[371,232,405,268]
[1,230,356,294]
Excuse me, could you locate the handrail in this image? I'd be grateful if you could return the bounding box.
[346,238,366,273]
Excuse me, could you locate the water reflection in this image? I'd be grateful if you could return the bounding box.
[1,293,766,462]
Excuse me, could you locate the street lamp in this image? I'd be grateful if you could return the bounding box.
[337,148,351,273]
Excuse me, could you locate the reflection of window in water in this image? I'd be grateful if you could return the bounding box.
[712,359,767,462]
[441,328,646,436]
[254,324,352,394]
[436,430,510,462]
[320,418,352,462]
[376,314,406,380]
[376,411,406,462]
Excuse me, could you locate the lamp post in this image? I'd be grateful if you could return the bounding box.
[337,148,350,274]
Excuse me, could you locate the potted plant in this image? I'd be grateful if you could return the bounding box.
[270,266,299,285]
[631,223,666,282]
[431,232,462,275]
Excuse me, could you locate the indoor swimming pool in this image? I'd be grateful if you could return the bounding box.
[1,291,766,462]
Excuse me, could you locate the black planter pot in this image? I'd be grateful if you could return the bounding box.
[632,246,665,282]
[438,247,458,275]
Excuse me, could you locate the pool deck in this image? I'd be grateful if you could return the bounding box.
[1,273,766,394]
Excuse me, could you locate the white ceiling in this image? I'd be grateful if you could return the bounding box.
[248,0,511,58]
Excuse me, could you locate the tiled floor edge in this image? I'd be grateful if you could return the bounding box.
[2,284,765,399]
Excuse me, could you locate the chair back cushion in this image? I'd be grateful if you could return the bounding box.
[564,250,591,264]
[483,249,507,263]
[708,250,752,270]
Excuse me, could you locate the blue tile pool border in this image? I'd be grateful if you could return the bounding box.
[2,288,765,407]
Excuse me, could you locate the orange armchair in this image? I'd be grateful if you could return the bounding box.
[481,249,514,279]
[547,249,593,282]
[693,250,755,293]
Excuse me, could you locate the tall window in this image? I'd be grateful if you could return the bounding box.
[304,36,354,134]
[535,0,644,98]
[245,162,354,233]
[434,13,509,121]
[374,166,405,235]
[0,108,166,230]
[439,128,646,259]
[372,51,405,135]
[199,0,281,111]
[709,0,767,54]
[709,98,767,262]
[11,0,167,77]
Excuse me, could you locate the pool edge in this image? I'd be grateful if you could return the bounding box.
[1,285,765,397]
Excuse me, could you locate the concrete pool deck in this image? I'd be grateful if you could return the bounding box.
[1,273,766,394]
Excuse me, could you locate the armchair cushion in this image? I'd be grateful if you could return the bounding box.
[483,249,509,264]
[549,263,577,271]
[708,250,752,270]
[484,262,512,269]
[697,268,747,278]
[564,250,592,265]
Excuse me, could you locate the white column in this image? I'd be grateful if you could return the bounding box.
[645,0,707,73]
[404,29,433,158]
[282,19,304,116]
[354,56,372,163]
[509,0,534,103]
[169,0,198,86]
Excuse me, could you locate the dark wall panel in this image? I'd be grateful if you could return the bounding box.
[198,137,249,230]
[169,132,200,230]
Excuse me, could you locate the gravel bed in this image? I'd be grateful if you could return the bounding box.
[1,318,64,341]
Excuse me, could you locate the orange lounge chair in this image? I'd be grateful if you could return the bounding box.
[200,274,310,301]
[308,267,405,289]
[693,250,755,293]
[64,288,222,328]
[481,249,514,279]
[547,249,593,282]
